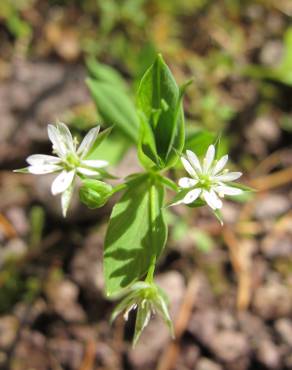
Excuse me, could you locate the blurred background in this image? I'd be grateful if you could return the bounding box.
[1,0,292,369]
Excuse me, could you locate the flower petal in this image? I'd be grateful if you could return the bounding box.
[48,124,67,158]
[77,126,100,158]
[186,150,202,173]
[203,190,222,209]
[181,157,197,178]
[215,185,243,196]
[211,154,228,175]
[81,159,108,169]
[56,122,75,152]
[178,177,198,188]
[51,170,75,195]
[28,164,61,174]
[203,145,215,173]
[77,167,99,176]
[27,154,61,166]
[214,172,242,182]
[183,188,201,204]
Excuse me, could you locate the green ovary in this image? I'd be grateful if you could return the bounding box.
[64,153,80,170]
[198,174,213,191]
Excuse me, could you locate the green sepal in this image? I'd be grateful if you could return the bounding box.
[13,168,29,173]
[85,126,112,159]
[110,281,174,346]
[227,182,255,192]
[133,301,152,346]
[86,78,139,142]
[213,209,224,226]
[167,188,204,208]
[166,188,190,207]
[61,183,74,217]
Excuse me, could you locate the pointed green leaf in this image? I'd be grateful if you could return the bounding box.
[104,176,167,296]
[87,78,139,142]
[86,58,128,91]
[137,54,185,168]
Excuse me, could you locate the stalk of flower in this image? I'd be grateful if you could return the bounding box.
[174,144,243,211]
[15,122,109,217]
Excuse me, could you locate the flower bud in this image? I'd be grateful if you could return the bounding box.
[79,179,112,208]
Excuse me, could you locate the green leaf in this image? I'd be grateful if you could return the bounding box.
[137,54,185,168]
[242,27,292,86]
[86,78,139,142]
[86,131,131,166]
[185,129,215,157]
[104,176,167,296]
[29,206,45,248]
[280,27,292,73]
[137,112,160,167]
[86,58,128,91]
[79,180,113,209]
[190,229,214,253]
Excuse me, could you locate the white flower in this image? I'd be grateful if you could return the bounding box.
[21,122,108,217]
[175,145,243,210]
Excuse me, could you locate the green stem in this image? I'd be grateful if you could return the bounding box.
[145,179,158,283]
[145,257,156,283]
[111,183,127,194]
[156,174,178,191]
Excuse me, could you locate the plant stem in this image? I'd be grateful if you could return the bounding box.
[145,256,156,283]
[145,180,158,283]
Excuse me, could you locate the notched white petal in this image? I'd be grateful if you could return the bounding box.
[212,154,228,175]
[215,185,243,196]
[56,122,75,152]
[47,124,67,158]
[203,145,215,173]
[28,164,61,174]
[181,157,197,178]
[183,188,201,204]
[186,150,202,173]
[203,190,222,210]
[178,177,198,188]
[77,167,99,176]
[27,154,61,166]
[214,172,242,182]
[51,170,75,195]
[82,159,108,169]
[77,125,100,158]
